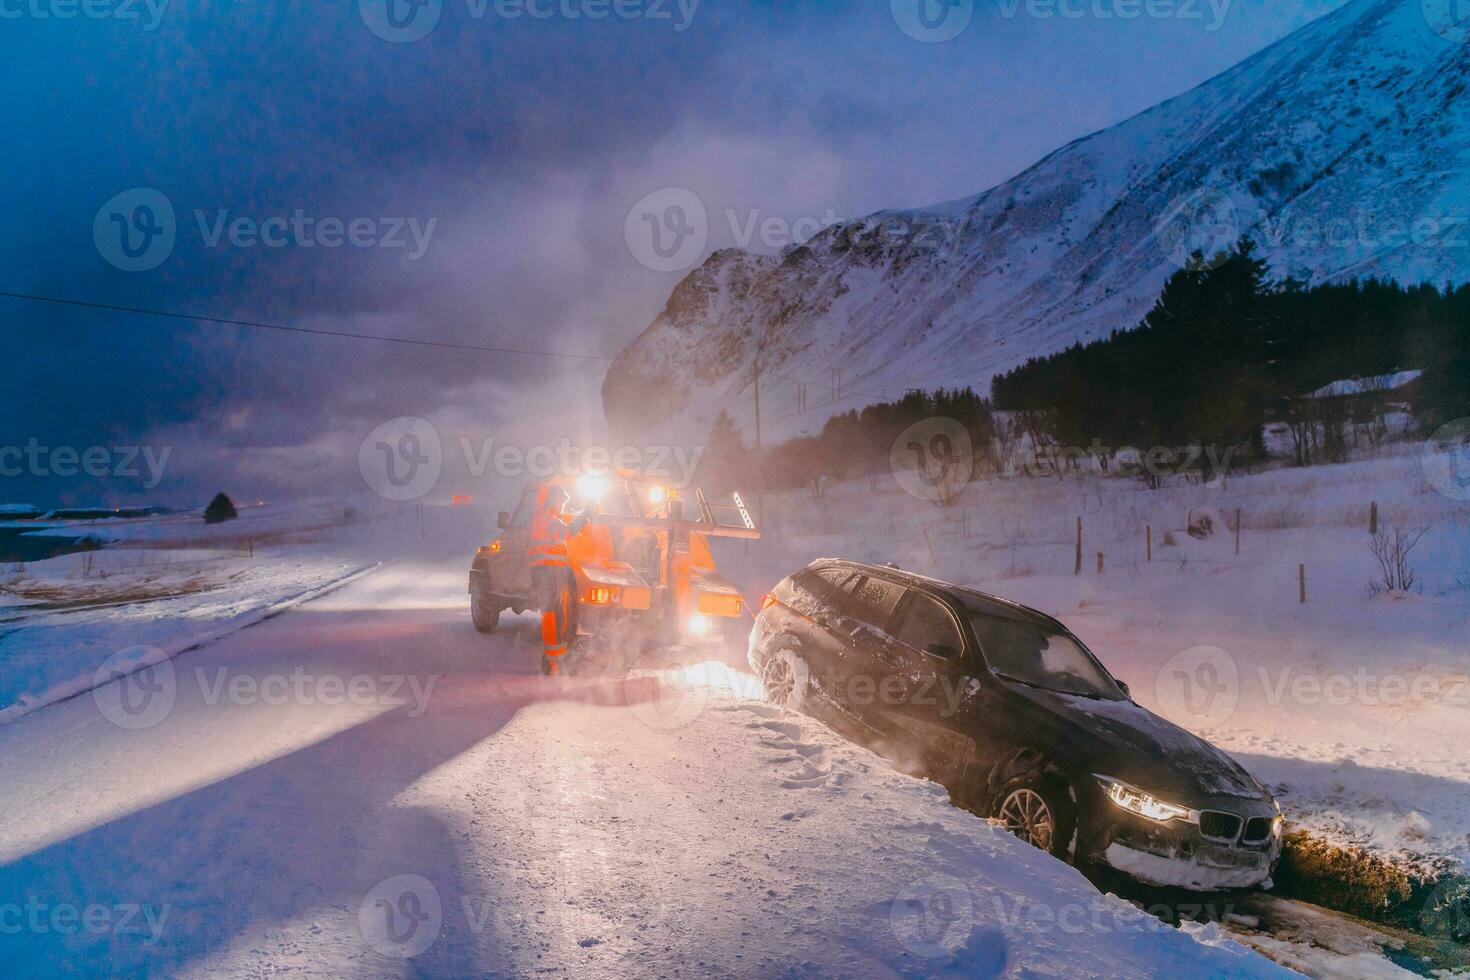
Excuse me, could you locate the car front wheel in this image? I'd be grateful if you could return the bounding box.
[993,774,1076,860]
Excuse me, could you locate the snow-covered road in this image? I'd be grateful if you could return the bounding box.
[0,558,1289,977]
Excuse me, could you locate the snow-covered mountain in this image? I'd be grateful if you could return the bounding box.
[604,0,1470,440]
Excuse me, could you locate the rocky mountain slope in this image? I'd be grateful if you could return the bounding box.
[604,0,1470,440]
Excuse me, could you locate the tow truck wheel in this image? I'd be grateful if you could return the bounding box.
[470,587,501,633]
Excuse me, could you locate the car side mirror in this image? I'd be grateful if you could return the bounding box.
[496,511,510,530]
[1117,680,1131,697]
[925,642,958,660]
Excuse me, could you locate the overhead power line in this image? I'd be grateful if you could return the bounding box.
[0,290,618,363]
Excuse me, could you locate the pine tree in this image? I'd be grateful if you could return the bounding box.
[204,492,238,524]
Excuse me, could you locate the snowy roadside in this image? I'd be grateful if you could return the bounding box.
[715,444,1470,886]
[0,554,383,723]
[0,502,416,723]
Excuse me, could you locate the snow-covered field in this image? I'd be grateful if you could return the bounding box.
[0,559,1295,977]
[0,502,409,722]
[717,440,1470,881]
[2,468,1465,975]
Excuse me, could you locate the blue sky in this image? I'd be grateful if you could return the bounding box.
[0,0,1348,508]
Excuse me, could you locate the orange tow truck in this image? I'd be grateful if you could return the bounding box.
[468,472,759,666]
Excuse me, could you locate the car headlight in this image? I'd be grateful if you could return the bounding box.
[1095,776,1191,824]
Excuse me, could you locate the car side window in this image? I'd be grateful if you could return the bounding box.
[844,575,906,632]
[796,567,850,597]
[895,592,964,660]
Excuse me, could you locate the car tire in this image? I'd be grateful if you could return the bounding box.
[470,585,501,634]
[759,645,809,712]
[993,773,1077,861]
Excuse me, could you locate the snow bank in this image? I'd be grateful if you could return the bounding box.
[715,446,1470,878]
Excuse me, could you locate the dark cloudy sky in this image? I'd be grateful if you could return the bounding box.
[1,0,1347,509]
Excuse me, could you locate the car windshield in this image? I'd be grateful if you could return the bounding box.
[966,605,1123,700]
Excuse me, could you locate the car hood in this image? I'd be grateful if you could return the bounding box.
[1003,684,1266,803]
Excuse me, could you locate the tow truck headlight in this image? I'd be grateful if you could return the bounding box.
[1095,776,1191,824]
[576,475,609,501]
[488,540,501,553]
[648,486,671,504]
[688,613,711,636]
[586,586,616,604]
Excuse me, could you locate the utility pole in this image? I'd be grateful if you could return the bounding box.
[753,362,764,527]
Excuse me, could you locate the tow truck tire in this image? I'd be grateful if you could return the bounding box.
[470,586,501,633]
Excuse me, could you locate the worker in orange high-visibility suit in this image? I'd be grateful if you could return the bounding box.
[527,484,588,676]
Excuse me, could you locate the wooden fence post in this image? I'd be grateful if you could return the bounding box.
[1146,525,1152,562]
[1370,501,1378,535]
[1074,517,1083,576]
[1298,564,1306,604]
[921,526,939,567]
[1235,508,1242,556]
[1096,551,1104,574]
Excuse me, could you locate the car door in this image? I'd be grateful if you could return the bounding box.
[881,589,980,793]
[780,567,861,715]
[829,573,909,734]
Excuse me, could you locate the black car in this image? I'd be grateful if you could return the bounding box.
[748,559,1283,891]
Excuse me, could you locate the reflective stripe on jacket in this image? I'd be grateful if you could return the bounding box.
[527,485,572,568]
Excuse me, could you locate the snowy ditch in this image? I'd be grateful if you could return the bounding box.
[711,438,1470,954]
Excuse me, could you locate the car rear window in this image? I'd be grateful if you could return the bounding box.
[792,567,849,600]
[845,576,905,631]
[895,592,963,659]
